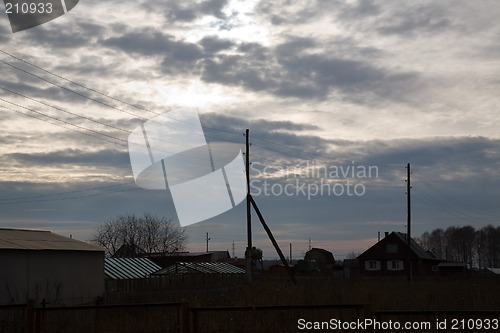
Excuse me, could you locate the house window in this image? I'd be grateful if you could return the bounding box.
[386,244,398,253]
[365,260,381,271]
[388,260,404,271]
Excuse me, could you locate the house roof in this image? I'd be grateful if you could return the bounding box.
[305,248,335,262]
[0,228,103,252]
[153,262,245,275]
[104,257,161,279]
[392,232,436,260]
[357,231,438,261]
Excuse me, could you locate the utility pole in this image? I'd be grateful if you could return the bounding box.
[245,129,252,283]
[406,163,412,281]
[308,238,311,251]
[206,232,210,253]
[241,128,296,285]
[232,240,235,258]
[289,243,292,265]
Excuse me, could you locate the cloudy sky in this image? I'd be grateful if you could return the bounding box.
[1,0,499,259]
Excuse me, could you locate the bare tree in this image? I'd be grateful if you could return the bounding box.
[92,213,188,255]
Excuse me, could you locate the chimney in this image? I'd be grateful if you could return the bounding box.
[384,232,389,238]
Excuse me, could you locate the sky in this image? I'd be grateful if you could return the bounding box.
[0,0,499,260]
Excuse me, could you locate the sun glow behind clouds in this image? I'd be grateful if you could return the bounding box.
[184,0,272,46]
[155,81,238,108]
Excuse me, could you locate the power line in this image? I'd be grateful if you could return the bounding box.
[0,58,153,121]
[0,97,242,174]
[1,51,399,167]
[412,173,492,218]
[0,49,247,138]
[0,51,244,141]
[0,85,129,133]
[0,181,135,202]
[0,49,160,115]
[0,97,129,144]
[0,186,142,206]
[412,186,487,227]
[2,50,406,191]
[0,103,128,147]
[0,85,234,154]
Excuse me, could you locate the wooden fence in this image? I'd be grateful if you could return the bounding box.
[2,301,500,333]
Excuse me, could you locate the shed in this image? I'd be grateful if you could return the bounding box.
[0,228,104,305]
[304,248,335,271]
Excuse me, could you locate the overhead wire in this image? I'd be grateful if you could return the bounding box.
[1,50,400,168]
[412,173,492,218]
[412,185,488,227]
[0,51,244,142]
[0,102,241,188]
[0,181,135,202]
[0,186,143,206]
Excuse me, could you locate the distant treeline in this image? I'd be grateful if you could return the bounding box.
[417,225,500,268]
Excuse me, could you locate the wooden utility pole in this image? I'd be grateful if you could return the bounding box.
[407,163,412,281]
[250,196,296,284]
[242,128,296,285]
[206,232,210,253]
[245,129,252,283]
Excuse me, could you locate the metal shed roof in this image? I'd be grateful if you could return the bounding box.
[154,262,245,275]
[105,257,162,279]
[0,228,104,251]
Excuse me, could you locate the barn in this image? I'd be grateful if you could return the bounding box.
[0,228,105,305]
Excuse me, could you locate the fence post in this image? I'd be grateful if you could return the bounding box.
[191,309,198,333]
[26,299,35,333]
[180,302,190,333]
[34,308,40,333]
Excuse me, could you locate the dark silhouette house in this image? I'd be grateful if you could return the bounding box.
[356,232,466,277]
[304,248,335,271]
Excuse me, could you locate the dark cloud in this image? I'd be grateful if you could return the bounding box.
[6,149,131,169]
[337,0,381,19]
[199,36,417,100]
[104,30,202,57]
[201,114,500,184]
[22,21,104,49]
[164,0,229,22]
[348,137,500,187]
[200,36,235,53]
[200,113,334,159]
[104,29,204,74]
[0,24,11,43]
[376,5,451,36]
[257,0,327,26]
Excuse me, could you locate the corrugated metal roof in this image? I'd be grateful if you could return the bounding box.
[154,262,245,275]
[0,228,104,251]
[105,257,162,279]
